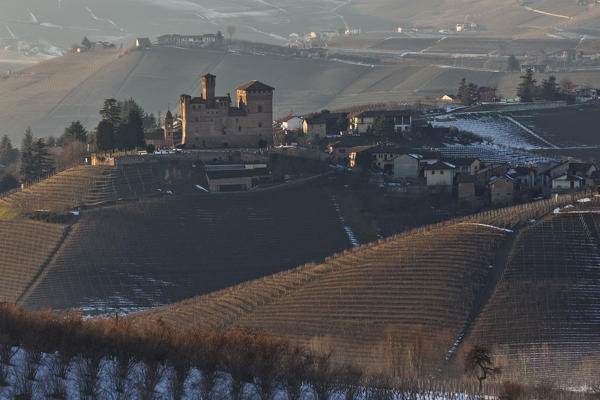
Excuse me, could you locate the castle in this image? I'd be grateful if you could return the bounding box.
[178,74,274,148]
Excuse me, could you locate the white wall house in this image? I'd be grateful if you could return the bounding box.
[552,174,583,192]
[424,161,455,188]
[393,154,421,179]
[281,115,303,131]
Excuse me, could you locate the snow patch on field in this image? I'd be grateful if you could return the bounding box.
[431,143,556,165]
[461,222,513,233]
[430,113,550,149]
[331,196,360,247]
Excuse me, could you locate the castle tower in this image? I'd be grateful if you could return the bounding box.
[164,109,174,148]
[202,74,216,101]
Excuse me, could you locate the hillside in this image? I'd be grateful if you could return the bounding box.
[11,173,351,316]
[466,205,600,386]
[132,194,588,377]
[3,0,599,54]
[3,45,600,144]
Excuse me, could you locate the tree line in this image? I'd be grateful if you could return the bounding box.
[94,98,159,152]
[455,69,577,105]
[0,98,161,194]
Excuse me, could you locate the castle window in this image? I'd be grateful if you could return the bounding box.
[195,117,199,122]
[258,122,262,128]
[258,105,263,113]
[238,126,241,132]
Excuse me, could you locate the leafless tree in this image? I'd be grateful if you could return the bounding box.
[464,345,501,392]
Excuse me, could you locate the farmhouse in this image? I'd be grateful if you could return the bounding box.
[457,175,477,201]
[281,115,303,132]
[348,110,412,134]
[393,154,421,179]
[489,175,514,206]
[424,161,455,189]
[180,74,274,148]
[552,174,583,192]
[452,158,480,176]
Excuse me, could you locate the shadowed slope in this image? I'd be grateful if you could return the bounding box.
[21,180,351,316]
[133,222,509,372]
[466,201,600,386]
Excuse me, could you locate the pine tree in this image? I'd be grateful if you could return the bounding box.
[517,68,537,102]
[94,120,115,152]
[0,135,18,167]
[456,78,467,103]
[541,76,559,101]
[62,121,88,144]
[100,99,121,128]
[507,55,520,72]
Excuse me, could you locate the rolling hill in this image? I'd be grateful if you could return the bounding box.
[0,162,353,316]
[132,194,596,383]
[3,45,600,145]
[2,0,600,53]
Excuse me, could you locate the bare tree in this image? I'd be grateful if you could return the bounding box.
[464,345,501,391]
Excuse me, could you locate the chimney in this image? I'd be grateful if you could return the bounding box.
[202,74,216,100]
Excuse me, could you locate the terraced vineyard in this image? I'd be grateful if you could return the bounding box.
[466,200,600,386]
[132,192,590,375]
[0,219,66,303]
[21,180,351,316]
[0,166,120,213]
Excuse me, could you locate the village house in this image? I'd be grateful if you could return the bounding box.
[349,145,377,168]
[393,154,421,179]
[569,162,597,186]
[348,110,412,135]
[489,175,514,206]
[457,175,477,202]
[424,161,456,189]
[552,174,583,192]
[507,166,536,190]
[370,146,408,173]
[280,115,303,132]
[452,158,480,176]
[303,112,346,141]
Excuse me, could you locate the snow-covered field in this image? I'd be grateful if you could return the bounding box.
[430,143,557,165]
[430,113,555,150]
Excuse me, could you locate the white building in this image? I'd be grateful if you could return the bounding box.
[281,115,304,131]
[424,161,456,188]
[393,154,421,179]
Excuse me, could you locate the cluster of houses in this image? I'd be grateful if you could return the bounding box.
[276,109,415,144]
[327,143,598,206]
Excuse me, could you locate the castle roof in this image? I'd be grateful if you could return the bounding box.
[165,110,173,120]
[236,80,274,92]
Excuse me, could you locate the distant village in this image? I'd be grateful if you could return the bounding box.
[128,72,600,205]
